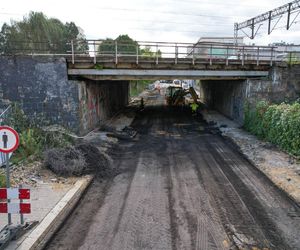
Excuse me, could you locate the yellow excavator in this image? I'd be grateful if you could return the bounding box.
[165,86,199,106]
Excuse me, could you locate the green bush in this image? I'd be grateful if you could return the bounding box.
[13,128,43,162]
[12,127,74,163]
[244,101,269,138]
[0,174,5,187]
[244,101,300,156]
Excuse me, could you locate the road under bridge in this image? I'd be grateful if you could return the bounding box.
[45,94,300,250]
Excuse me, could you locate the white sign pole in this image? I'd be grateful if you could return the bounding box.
[5,153,11,225]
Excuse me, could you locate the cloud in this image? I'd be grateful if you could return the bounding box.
[0,0,299,44]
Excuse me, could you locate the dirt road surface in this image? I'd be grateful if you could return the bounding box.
[46,96,300,250]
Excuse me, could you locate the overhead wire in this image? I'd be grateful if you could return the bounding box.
[102,17,233,26]
[94,6,234,19]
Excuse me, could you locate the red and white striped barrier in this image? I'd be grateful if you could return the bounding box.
[0,188,31,214]
[0,203,31,214]
[0,188,30,200]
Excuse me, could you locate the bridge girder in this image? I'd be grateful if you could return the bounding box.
[68,69,269,81]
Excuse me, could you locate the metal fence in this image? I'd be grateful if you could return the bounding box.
[0,106,12,126]
[72,40,300,66]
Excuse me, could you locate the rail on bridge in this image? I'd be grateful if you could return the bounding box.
[3,39,299,80]
[68,40,280,66]
[68,40,299,80]
[68,40,282,80]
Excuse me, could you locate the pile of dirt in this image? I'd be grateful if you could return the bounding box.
[44,147,87,176]
[75,143,120,178]
[44,143,119,178]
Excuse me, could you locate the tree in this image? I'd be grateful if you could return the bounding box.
[116,35,138,54]
[0,12,88,54]
[98,34,138,55]
[98,35,162,58]
[140,46,162,58]
[98,38,115,54]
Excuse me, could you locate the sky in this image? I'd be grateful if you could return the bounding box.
[0,0,300,45]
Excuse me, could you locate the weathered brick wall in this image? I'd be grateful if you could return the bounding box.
[0,56,80,129]
[0,56,129,134]
[245,65,300,105]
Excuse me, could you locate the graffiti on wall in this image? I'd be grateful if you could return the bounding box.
[79,81,129,133]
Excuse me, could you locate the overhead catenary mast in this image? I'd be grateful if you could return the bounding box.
[234,0,300,44]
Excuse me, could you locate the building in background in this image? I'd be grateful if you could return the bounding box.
[187,37,244,59]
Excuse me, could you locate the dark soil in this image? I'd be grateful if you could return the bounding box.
[46,103,300,250]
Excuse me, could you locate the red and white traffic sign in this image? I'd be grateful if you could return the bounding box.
[0,126,19,153]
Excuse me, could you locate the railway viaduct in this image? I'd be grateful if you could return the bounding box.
[0,41,299,134]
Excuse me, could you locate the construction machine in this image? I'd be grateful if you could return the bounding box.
[165,86,199,106]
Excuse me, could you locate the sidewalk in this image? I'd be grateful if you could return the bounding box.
[202,110,300,204]
[0,176,90,249]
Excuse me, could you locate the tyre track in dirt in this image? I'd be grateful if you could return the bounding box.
[207,137,300,249]
[165,135,229,250]
[46,104,300,250]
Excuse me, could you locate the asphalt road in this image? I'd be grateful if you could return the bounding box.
[46,104,300,250]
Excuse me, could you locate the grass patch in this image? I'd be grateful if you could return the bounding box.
[0,174,6,187]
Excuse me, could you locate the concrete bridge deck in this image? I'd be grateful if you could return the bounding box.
[67,56,271,80]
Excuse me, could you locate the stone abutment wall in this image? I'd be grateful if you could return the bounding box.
[0,56,129,135]
[199,65,300,125]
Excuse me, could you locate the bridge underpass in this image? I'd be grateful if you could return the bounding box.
[2,39,295,134]
[66,39,288,126]
[66,63,299,127]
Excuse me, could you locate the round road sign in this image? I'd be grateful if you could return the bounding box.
[0,126,19,153]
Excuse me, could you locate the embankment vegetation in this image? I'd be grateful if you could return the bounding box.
[0,175,5,187]
[5,104,73,164]
[130,80,152,97]
[244,101,300,157]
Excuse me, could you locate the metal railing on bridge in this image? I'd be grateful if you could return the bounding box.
[71,40,279,66]
[2,39,300,66]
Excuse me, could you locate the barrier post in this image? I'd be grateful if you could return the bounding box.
[5,153,11,225]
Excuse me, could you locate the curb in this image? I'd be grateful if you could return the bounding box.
[16,175,94,250]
